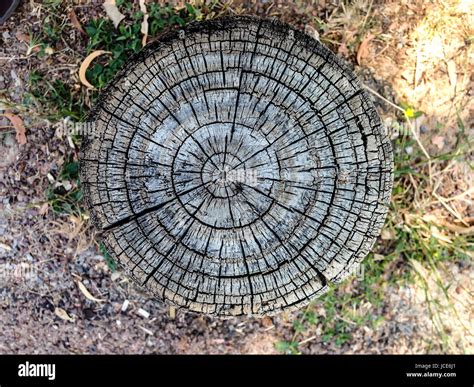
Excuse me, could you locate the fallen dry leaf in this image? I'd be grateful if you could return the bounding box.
[169,306,176,319]
[103,0,125,28]
[44,46,54,56]
[1,113,27,145]
[373,254,385,261]
[0,242,12,252]
[54,307,75,322]
[261,316,274,328]
[431,135,445,150]
[437,220,474,234]
[357,33,375,65]
[430,225,452,244]
[446,60,457,88]
[38,202,49,216]
[381,228,394,240]
[15,32,30,43]
[139,0,149,47]
[68,8,86,36]
[79,50,112,89]
[304,24,319,41]
[338,42,349,57]
[77,280,104,303]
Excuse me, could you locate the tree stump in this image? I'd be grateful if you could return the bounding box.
[80,16,393,317]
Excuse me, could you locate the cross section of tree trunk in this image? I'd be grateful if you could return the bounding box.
[80,16,393,317]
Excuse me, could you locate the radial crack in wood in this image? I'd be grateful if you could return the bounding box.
[80,16,393,317]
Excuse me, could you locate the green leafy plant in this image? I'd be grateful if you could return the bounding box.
[27,2,217,120]
[400,102,424,119]
[84,3,204,90]
[100,242,117,272]
[275,340,299,354]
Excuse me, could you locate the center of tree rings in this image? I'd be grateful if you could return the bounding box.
[80,16,393,317]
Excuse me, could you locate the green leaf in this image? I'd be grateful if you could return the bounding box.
[274,341,299,353]
[185,3,196,15]
[60,161,79,180]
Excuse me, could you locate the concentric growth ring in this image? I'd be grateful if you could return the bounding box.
[80,16,393,317]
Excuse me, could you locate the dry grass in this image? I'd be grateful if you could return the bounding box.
[366,0,472,149]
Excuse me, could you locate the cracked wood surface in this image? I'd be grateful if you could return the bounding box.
[80,16,393,317]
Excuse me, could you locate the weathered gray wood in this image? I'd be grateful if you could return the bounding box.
[80,16,393,317]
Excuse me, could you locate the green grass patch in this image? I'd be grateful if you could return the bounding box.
[27,1,219,122]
